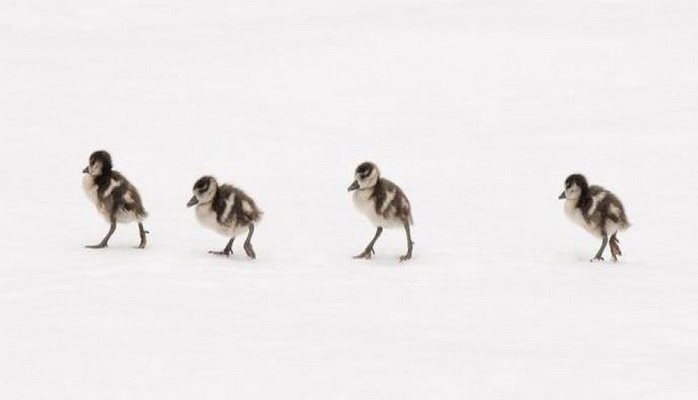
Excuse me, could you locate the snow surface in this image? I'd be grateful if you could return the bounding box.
[2,0,698,398]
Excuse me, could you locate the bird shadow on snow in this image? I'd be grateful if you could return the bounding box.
[562,252,639,269]
[348,256,419,268]
[81,246,148,253]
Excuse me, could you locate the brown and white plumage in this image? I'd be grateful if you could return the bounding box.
[348,162,414,261]
[559,174,630,261]
[187,176,262,259]
[82,150,148,249]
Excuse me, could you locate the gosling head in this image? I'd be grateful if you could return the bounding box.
[187,176,218,207]
[348,162,380,192]
[82,150,112,177]
[559,173,588,200]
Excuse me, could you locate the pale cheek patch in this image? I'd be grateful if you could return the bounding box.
[368,168,379,182]
[566,185,581,200]
[198,186,216,203]
[89,161,102,176]
[359,169,379,189]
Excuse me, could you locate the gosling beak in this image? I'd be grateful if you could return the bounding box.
[558,191,566,200]
[347,180,359,192]
[187,196,199,207]
[82,166,89,174]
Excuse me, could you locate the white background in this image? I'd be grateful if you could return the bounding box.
[1,0,697,398]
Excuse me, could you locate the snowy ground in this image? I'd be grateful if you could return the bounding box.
[1,0,698,398]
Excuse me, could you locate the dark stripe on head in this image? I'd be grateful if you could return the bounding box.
[194,176,214,192]
[356,162,375,177]
[565,173,588,190]
[89,150,113,173]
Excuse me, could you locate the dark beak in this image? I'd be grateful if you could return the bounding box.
[347,180,359,192]
[82,166,89,174]
[558,191,566,200]
[187,196,199,207]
